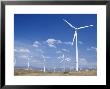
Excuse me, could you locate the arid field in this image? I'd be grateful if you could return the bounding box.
[14,69,97,76]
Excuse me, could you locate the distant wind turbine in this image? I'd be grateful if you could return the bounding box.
[42,55,47,72]
[63,19,93,71]
[26,55,32,70]
[53,67,56,72]
[27,56,30,70]
[70,66,74,72]
[14,58,16,67]
[58,54,71,72]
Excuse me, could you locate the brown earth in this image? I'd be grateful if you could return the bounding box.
[14,69,97,76]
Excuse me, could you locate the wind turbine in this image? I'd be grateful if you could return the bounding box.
[14,58,16,67]
[27,56,30,70]
[27,56,29,70]
[14,49,17,67]
[58,54,71,72]
[53,67,56,72]
[52,63,56,72]
[41,55,51,72]
[63,19,93,71]
[42,55,46,72]
[70,66,74,72]
[26,55,32,70]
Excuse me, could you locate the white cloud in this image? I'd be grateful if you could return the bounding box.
[87,46,97,52]
[46,38,62,44]
[87,48,91,51]
[44,56,51,59]
[78,41,83,44]
[19,48,30,53]
[14,41,97,69]
[48,44,56,48]
[46,38,62,48]
[14,49,18,52]
[91,46,97,51]
[34,41,40,44]
[33,44,39,48]
[46,39,56,48]
[62,49,69,52]
[56,50,62,54]
[31,60,38,62]
[46,39,56,44]
[15,48,30,53]
[57,40,62,44]
[32,41,41,48]
[79,58,88,65]
[38,49,44,53]
[64,42,72,45]
[46,39,73,48]
[19,55,28,59]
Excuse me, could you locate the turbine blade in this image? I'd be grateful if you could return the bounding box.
[62,54,64,58]
[60,59,65,63]
[57,56,61,59]
[77,25,93,30]
[65,58,71,61]
[63,19,76,29]
[72,32,76,46]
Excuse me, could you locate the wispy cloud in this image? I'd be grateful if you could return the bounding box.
[14,49,18,52]
[14,48,30,53]
[57,40,62,44]
[14,40,97,69]
[79,58,88,65]
[78,41,83,44]
[19,55,28,59]
[48,44,56,48]
[56,50,62,54]
[19,48,30,53]
[32,41,41,48]
[46,38,62,48]
[91,46,97,51]
[45,39,73,48]
[87,46,97,52]
[62,49,69,52]
[37,49,44,53]
[63,42,72,45]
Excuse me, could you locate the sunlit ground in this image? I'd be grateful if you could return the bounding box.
[14,69,97,76]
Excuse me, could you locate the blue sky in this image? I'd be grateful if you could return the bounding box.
[14,14,97,70]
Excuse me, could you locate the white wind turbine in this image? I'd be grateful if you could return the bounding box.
[26,55,32,70]
[27,56,30,70]
[42,55,46,72]
[14,50,17,67]
[70,66,74,72]
[14,58,16,67]
[58,54,71,72]
[63,19,93,71]
[53,67,56,72]
[52,63,56,72]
